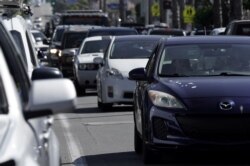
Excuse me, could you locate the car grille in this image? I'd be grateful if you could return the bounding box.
[123,92,133,99]
[61,56,73,64]
[176,115,250,141]
[152,117,168,140]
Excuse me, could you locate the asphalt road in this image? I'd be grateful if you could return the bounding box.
[53,92,250,166]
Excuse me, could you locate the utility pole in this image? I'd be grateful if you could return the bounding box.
[230,0,243,20]
[213,0,223,27]
[119,0,126,22]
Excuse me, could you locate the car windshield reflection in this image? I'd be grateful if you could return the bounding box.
[158,44,250,77]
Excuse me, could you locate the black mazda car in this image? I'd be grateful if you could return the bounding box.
[129,36,250,164]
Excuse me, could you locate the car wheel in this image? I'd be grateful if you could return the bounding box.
[74,81,85,96]
[98,101,112,111]
[142,141,158,164]
[134,125,142,154]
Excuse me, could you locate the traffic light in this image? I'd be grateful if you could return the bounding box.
[163,0,171,9]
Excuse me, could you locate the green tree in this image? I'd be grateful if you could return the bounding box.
[243,0,250,9]
[193,5,213,28]
[67,0,88,10]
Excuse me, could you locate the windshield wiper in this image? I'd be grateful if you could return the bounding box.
[162,73,189,77]
[217,72,250,76]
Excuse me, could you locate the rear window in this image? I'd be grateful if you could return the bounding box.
[87,30,138,37]
[110,40,158,59]
[149,29,184,36]
[236,24,250,35]
[81,39,111,54]
[60,15,109,26]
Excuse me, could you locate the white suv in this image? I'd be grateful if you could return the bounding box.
[73,36,112,95]
[1,13,39,78]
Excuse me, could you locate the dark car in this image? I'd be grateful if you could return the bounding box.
[86,27,138,37]
[225,20,250,36]
[59,25,95,78]
[148,27,186,36]
[129,36,250,164]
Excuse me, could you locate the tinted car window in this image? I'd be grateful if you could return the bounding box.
[110,40,157,59]
[149,29,184,36]
[61,16,109,26]
[81,39,111,54]
[87,30,138,37]
[10,30,27,65]
[62,32,87,49]
[53,28,65,42]
[236,24,250,35]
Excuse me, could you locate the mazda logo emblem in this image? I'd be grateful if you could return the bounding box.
[219,101,233,110]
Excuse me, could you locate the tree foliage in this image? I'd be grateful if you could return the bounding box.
[243,0,250,9]
[193,5,213,28]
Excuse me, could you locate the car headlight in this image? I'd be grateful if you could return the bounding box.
[49,48,58,54]
[106,68,123,79]
[148,90,185,109]
[58,50,62,57]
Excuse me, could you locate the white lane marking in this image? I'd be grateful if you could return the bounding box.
[83,121,133,126]
[58,114,88,166]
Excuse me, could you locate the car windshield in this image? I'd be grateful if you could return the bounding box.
[53,28,65,42]
[110,40,157,59]
[158,44,250,77]
[81,39,111,54]
[63,32,87,49]
[32,31,47,42]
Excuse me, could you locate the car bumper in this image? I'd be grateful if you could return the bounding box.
[102,77,135,104]
[146,106,250,151]
[76,70,97,88]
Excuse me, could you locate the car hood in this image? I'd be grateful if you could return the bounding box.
[0,116,10,148]
[159,77,250,98]
[108,59,148,77]
[62,48,77,56]
[77,53,103,63]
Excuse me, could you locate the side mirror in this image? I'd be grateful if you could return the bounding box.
[43,38,51,45]
[25,79,76,119]
[128,67,147,81]
[37,49,45,59]
[93,57,104,65]
[31,67,63,81]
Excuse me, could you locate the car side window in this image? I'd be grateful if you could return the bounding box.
[0,24,30,105]
[0,69,8,114]
[26,31,38,67]
[10,30,27,66]
[145,42,161,78]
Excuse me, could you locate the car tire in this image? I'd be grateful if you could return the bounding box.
[134,125,142,154]
[142,141,158,164]
[98,101,112,111]
[74,81,86,96]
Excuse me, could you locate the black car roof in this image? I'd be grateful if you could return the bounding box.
[164,36,250,45]
[113,35,164,41]
[88,27,137,32]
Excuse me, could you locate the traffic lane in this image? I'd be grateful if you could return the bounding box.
[55,95,250,166]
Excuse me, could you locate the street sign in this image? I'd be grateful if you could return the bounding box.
[183,5,196,23]
[107,3,119,10]
[151,2,160,17]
